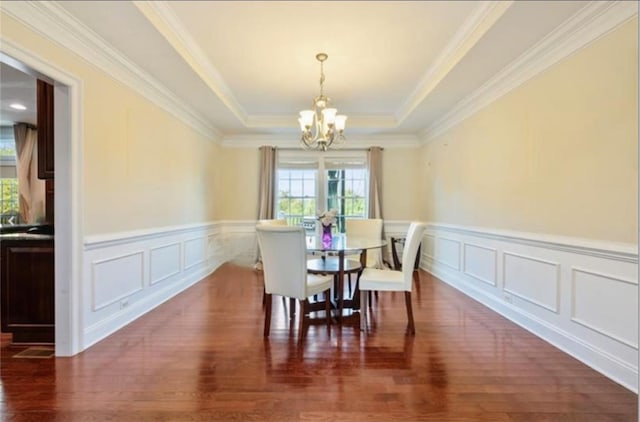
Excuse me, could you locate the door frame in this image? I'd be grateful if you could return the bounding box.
[1,40,84,356]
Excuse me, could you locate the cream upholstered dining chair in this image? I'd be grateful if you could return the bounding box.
[344,218,384,296]
[256,219,288,304]
[346,218,385,269]
[359,222,426,335]
[256,225,333,338]
[256,219,287,269]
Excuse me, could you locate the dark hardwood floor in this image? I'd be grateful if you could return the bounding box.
[1,263,637,421]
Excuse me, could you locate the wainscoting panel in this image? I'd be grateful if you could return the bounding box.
[421,222,638,393]
[503,252,560,313]
[423,234,435,260]
[463,243,497,286]
[91,251,144,311]
[82,223,223,351]
[150,242,181,285]
[78,220,638,394]
[571,267,638,349]
[184,237,206,270]
[434,237,461,271]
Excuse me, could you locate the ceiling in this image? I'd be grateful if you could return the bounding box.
[0,62,36,128]
[2,1,602,144]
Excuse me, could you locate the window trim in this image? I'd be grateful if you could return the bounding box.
[276,150,369,229]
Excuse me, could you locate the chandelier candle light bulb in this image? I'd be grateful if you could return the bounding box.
[299,53,347,151]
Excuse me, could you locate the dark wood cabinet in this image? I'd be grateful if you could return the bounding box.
[1,237,55,344]
[37,79,54,179]
[45,179,54,224]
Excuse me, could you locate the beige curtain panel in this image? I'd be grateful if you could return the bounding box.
[257,146,276,220]
[14,123,45,224]
[255,145,277,267]
[367,146,388,268]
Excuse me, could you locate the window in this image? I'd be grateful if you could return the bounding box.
[0,137,19,224]
[276,150,368,233]
[276,168,317,229]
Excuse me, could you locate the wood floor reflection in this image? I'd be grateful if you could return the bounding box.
[0,263,636,421]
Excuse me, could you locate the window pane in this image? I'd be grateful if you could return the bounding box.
[324,168,367,233]
[275,154,368,234]
[0,178,20,224]
[0,139,16,158]
[276,168,317,229]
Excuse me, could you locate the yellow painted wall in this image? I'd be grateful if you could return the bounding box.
[217,147,260,220]
[1,14,221,235]
[420,18,638,244]
[382,148,422,220]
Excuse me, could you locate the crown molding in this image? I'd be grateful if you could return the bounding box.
[221,133,421,149]
[244,114,399,129]
[395,1,514,123]
[133,1,248,126]
[134,2,406,133]
[421,0,638,142]
[0,1,221,142]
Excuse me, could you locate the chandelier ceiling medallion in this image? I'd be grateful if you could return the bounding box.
[298,53,347,151]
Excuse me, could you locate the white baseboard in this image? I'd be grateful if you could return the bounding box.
[82,223,225,351]
[83,264,215,349]
[421,223,638,393]
[77,219,639,395]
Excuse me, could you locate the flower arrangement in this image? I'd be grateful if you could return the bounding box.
[318,209,337,227]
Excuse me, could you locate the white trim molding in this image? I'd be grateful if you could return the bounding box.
[82,222,226,350]
[397,1,514,122]
[421,0,638,142]
[0,0,221,141]
[221,134,422,149]
[422,222,638,393]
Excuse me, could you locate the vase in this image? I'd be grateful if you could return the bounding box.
[322,223,333,247]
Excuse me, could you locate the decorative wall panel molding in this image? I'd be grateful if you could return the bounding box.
[91,251,144,311]
[426,223,637,263]
[503,252,560,313]
[149,242,181,285]
[421,222,638,393]
[463,243,497,286]
[571,267,638,349]
[83,223,223,351]
[184,236,206,270]
[423,234,435,260]
[434,237,461,271]
[79,219,638,395]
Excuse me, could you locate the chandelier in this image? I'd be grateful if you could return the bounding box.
[298,53,347,151]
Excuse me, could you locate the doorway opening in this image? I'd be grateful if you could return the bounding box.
[0,47,82,356]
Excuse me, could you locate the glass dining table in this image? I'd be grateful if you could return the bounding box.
[306,233,387,321]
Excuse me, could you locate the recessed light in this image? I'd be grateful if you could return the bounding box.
[9,103,27,110]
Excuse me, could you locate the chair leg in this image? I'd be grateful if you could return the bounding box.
[298,299,306,340]
[404,291,415,335]
[290,297,296,318]
[263,293,272,337]
[360,290,368,331]
[347,273,352,297]
[324,288,332,330]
